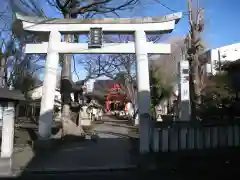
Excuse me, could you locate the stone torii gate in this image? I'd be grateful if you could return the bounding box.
[14,12,182,153]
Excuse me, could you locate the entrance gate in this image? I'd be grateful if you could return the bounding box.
[11,12,182,153]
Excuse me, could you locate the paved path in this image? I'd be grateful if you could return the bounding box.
[92,123,131,137]
[12,123,139,175]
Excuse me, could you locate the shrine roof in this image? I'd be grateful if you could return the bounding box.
[0,88,25,101]
[15,12,182,25]
[93,80,119,92]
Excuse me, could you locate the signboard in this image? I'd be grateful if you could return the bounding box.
[179,61,190,101]
[85,79,95,93]
[178,60,191,121]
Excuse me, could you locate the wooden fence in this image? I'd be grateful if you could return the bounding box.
[152,122,240,152]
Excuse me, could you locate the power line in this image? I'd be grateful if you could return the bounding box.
[154,0,189,15]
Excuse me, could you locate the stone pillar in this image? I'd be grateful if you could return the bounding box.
[38,31,61,141]
[79,106,91,126]
[178,61,190,121]
[135,30,151,153]
[1,102,15,158]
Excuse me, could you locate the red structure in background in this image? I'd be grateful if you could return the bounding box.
[105,83,128,114]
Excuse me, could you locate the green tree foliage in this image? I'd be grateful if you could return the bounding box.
[149,67,173,115]
[12,73,38,95]
[200,72,236,121]
[150,68,161,109]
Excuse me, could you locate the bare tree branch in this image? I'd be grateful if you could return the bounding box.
[47,0,139,17]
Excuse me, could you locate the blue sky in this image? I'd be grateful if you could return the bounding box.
[36,0,240,80]
[40,0,240,49]
[2,0,238,81]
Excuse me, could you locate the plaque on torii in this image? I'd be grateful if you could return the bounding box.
[13,12,182,153]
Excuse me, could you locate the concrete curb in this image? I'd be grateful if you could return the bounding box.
[13,165,139,175]
[92,130,139,139]
[103,122,138,129]
[0,157,12,177]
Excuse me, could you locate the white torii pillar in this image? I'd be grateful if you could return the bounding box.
[14,12,182,153]
[135,30,151,152]
[38,31,61,140]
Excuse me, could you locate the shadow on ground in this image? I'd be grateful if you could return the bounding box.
[12,125,140,177]
[10,125,240,180]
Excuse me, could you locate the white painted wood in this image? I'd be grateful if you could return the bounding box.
[153,129,160,152]
[135,30,151,153]
[204,127,211,148]
[196,128,203,149]
[38,31,61,140]
[187,128,194,149]
[25,42,171,54]
[21,21,176,33]
[16,12,182,25]
[1,102,15,158]
[180,128,187,150]
[154,125,239,153]
[162,129,169,152]
[227,126,233,146]
[212,127,218,148]
[169,128,178,151]
[219,126,226,147]
[234,125,239,147]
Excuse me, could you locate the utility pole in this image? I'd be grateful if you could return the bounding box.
[187,0,204,120]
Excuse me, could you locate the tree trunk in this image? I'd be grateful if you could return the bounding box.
[189,58,196,120]
[0,56,6,88]
[194,54,201,105]
[60,14,84,137]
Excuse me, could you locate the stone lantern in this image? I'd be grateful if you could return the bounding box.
[0,88,25,176]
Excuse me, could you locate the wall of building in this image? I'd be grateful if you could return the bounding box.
[28,86,61,101]
[208,43,240,75]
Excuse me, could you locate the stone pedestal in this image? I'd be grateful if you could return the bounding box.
[134,113,139,125]
[1,105,15,158]
[0,102,15,176]
[0,157,11,176]
[79,106,91,127]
